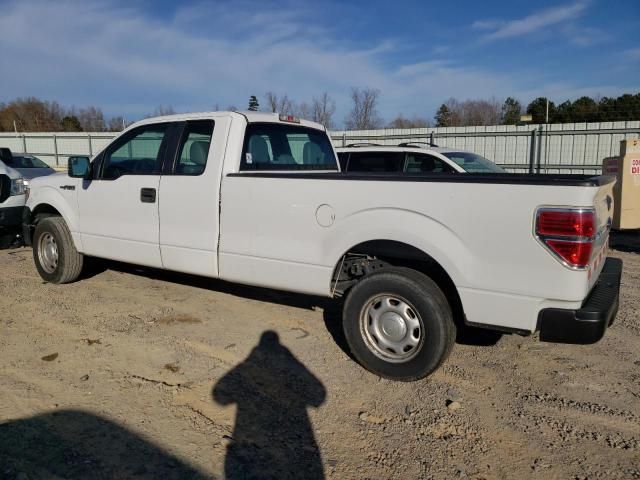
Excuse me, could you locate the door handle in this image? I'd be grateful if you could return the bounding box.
[140,188,156,203]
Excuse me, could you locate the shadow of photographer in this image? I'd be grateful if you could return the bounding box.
[213,331,326,480]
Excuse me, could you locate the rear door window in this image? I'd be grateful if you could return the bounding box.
[174,120,214,175]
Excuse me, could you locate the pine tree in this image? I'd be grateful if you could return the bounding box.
[434,104,452,127]
[248,95,260,111]
[526,97,556,124]
[501,97,522,125]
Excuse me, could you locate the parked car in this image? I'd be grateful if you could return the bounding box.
[336,143,506,174]
[2,152,56,180]
[0,148,27,247]
[23,111,621,381]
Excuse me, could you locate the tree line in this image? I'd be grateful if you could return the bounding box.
[1,90,638,133]
[434,93,640,127]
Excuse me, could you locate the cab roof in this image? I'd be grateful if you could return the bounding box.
[130,111,326,132]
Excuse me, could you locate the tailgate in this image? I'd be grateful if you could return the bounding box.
[588,179,615,288]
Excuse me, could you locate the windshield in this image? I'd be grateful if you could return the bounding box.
[442,152,506,173]
[11,155,51,169]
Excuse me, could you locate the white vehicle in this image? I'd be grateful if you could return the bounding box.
[0,148,27,247]
[23,111,622,381]
[336,143,506,174]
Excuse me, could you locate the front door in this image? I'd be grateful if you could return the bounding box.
[77,123,169,268]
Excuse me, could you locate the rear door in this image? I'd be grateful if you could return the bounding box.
[158,117,229,277]
[77,123,169,267]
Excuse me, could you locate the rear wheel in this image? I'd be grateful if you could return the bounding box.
[342,267,456,381]
[33,217,83,284]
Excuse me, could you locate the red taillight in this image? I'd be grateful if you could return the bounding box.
[536,208,596,269]
[544,240,593,267]
[537,210,595,237]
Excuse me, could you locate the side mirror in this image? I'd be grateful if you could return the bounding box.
[68,156,90,178]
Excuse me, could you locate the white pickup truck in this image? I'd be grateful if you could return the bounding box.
[23,111,622,381]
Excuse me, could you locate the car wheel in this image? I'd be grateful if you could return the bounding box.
[33,216,83,284]
[342,267,456,381]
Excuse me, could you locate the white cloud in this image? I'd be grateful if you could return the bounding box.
[0,0,632,126]
[478,1,589,41]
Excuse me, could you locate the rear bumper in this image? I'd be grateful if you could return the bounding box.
[0,206,24,228]
[538,257,622,344]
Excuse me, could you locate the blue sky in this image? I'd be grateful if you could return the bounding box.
[1,0,638,127]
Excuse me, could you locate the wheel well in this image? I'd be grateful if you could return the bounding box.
[25,204,62,246]
[32,204,62,220]
[332,240,465,327]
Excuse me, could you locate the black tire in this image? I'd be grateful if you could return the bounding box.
[342,267,456,381]
[32,216,83,284]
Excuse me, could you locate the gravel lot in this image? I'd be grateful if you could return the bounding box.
[1,236,639,479]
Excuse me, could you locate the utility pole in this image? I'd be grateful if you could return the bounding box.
[545,99,549,124]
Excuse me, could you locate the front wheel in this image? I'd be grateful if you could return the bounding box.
[342,267,456,381]
[33,217,84,284]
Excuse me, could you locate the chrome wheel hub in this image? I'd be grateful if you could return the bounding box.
[360,295,424,363]
[38,232,59,274]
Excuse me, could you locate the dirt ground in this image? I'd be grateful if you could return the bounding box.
[1,235,639,479]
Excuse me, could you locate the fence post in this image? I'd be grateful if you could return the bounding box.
[529,129,537,174]
[536,125,543,174]
[88,133,93,156]
[21,134,27,154]
[342,132,346,147]
[53,134,59,167]
[430,131,435,146]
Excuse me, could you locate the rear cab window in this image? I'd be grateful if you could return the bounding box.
[240,123,337,171]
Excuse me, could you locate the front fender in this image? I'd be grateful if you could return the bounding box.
[27,184,82,251]
[323,207,472,287]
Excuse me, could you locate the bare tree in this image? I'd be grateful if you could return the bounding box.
[147,105,175,118]
[344,87,382,130]
[435,97,501,127]
[295,101,312,121]
[78,106,106,131]
[264,92,294,115]
[387,114,429,129]
[311,92,336,129]
[0,97,65,131]
[107,116,128,132]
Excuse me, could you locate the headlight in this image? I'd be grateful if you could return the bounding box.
[10,178,26,196]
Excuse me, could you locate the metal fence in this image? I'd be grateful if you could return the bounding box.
[330,121,640,174]
[1,120,639,174]
[0,132,116,169]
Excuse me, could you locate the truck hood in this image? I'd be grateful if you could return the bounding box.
[16,167,57,180]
